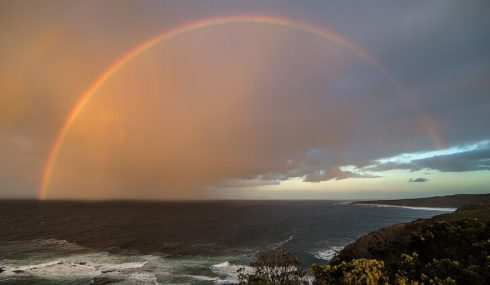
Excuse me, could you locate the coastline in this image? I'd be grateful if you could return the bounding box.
[350,193,490,209]
[353,203,456,212]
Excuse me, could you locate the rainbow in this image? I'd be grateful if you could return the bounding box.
[38,14,442,199]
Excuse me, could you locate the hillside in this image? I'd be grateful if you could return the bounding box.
[324,200,490,284]
[239,200,490,284]
[352,193,490,208]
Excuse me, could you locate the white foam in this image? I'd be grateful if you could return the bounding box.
[2,259,98,277]
[356,203,456,212]
[1,253,150,280]
[127,272,159,284]
[270,235,295,249]
[9,259,66,271]
[314,246,344,261]
[212,261,231,268]
[210,261,253,284]
[185,274,219,281]
[1,239,258,284]
[99,261,147,272]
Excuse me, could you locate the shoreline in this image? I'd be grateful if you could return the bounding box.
[350,193,490,210]
[352,203,456,212]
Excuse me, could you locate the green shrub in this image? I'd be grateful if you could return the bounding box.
[312,258,389,285]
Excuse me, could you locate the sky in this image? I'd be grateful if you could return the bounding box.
[0,0,489,200]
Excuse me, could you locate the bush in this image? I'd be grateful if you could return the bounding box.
[312,258,389,285]
[238,249,307,285]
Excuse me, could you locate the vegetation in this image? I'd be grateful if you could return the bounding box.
[391,218,490,284]
[312,258,389,285]
[237,249,308,284]
[238,217,490,284]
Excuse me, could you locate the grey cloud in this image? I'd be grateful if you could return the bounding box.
[359,144,490,173]
[415,148,490,172]
[303,167,380,183]
[364,162,421,172]
[408,177,428,183]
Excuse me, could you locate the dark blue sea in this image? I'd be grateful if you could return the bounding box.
[0,200,454,284]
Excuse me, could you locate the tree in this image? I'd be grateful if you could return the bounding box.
[238,249,307,284]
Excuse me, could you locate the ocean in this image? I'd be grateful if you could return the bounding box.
[0,200,453,284]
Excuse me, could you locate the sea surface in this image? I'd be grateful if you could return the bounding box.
[0,200,453,284]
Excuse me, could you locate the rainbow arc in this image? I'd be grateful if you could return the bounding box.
[39,15,442,199]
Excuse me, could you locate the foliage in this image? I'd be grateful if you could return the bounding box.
[313,218,490,285]
[239,218,489,284]
[312,258,389,285]
[237,248,307,284]
[409,219,489,264]
[402,218,490,284]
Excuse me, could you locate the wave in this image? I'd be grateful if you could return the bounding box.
[2,259,97,277]
[314,245,345,261]
[1,253,154,282]
[0,239,254,284]
[210,261,253,284]
[355,203,456,212]
[126,272,159,284]
[270,234,295,249]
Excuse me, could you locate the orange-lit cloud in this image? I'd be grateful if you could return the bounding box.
[44,22,366,199]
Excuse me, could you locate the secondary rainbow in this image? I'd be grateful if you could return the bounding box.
[38,14,441,199]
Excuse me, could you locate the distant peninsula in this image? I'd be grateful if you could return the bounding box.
[352,193,490,209]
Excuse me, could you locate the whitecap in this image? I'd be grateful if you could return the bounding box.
[210,261,253,284]
[1,253,150,280]
[270,235,295,249]
[126,272,159,284]
[2,259,98,277]
[98,261,147,272]
[314,246,344,261]
[183,274,219,281]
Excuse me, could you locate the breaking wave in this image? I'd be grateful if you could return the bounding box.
[210,261,253,284]
[270,234,295,249]
[314,245,345,261]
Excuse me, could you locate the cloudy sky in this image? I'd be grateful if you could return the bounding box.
[1,0,489,200]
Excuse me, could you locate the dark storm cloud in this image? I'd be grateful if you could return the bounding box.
[303,168,380,183]
[370,2,490,148]
[360,142,490,173]
[408,177,428,183]
[415,148,490,172]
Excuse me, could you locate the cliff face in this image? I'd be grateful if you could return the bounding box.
[335,220,424,265]
[336,200,490,265]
